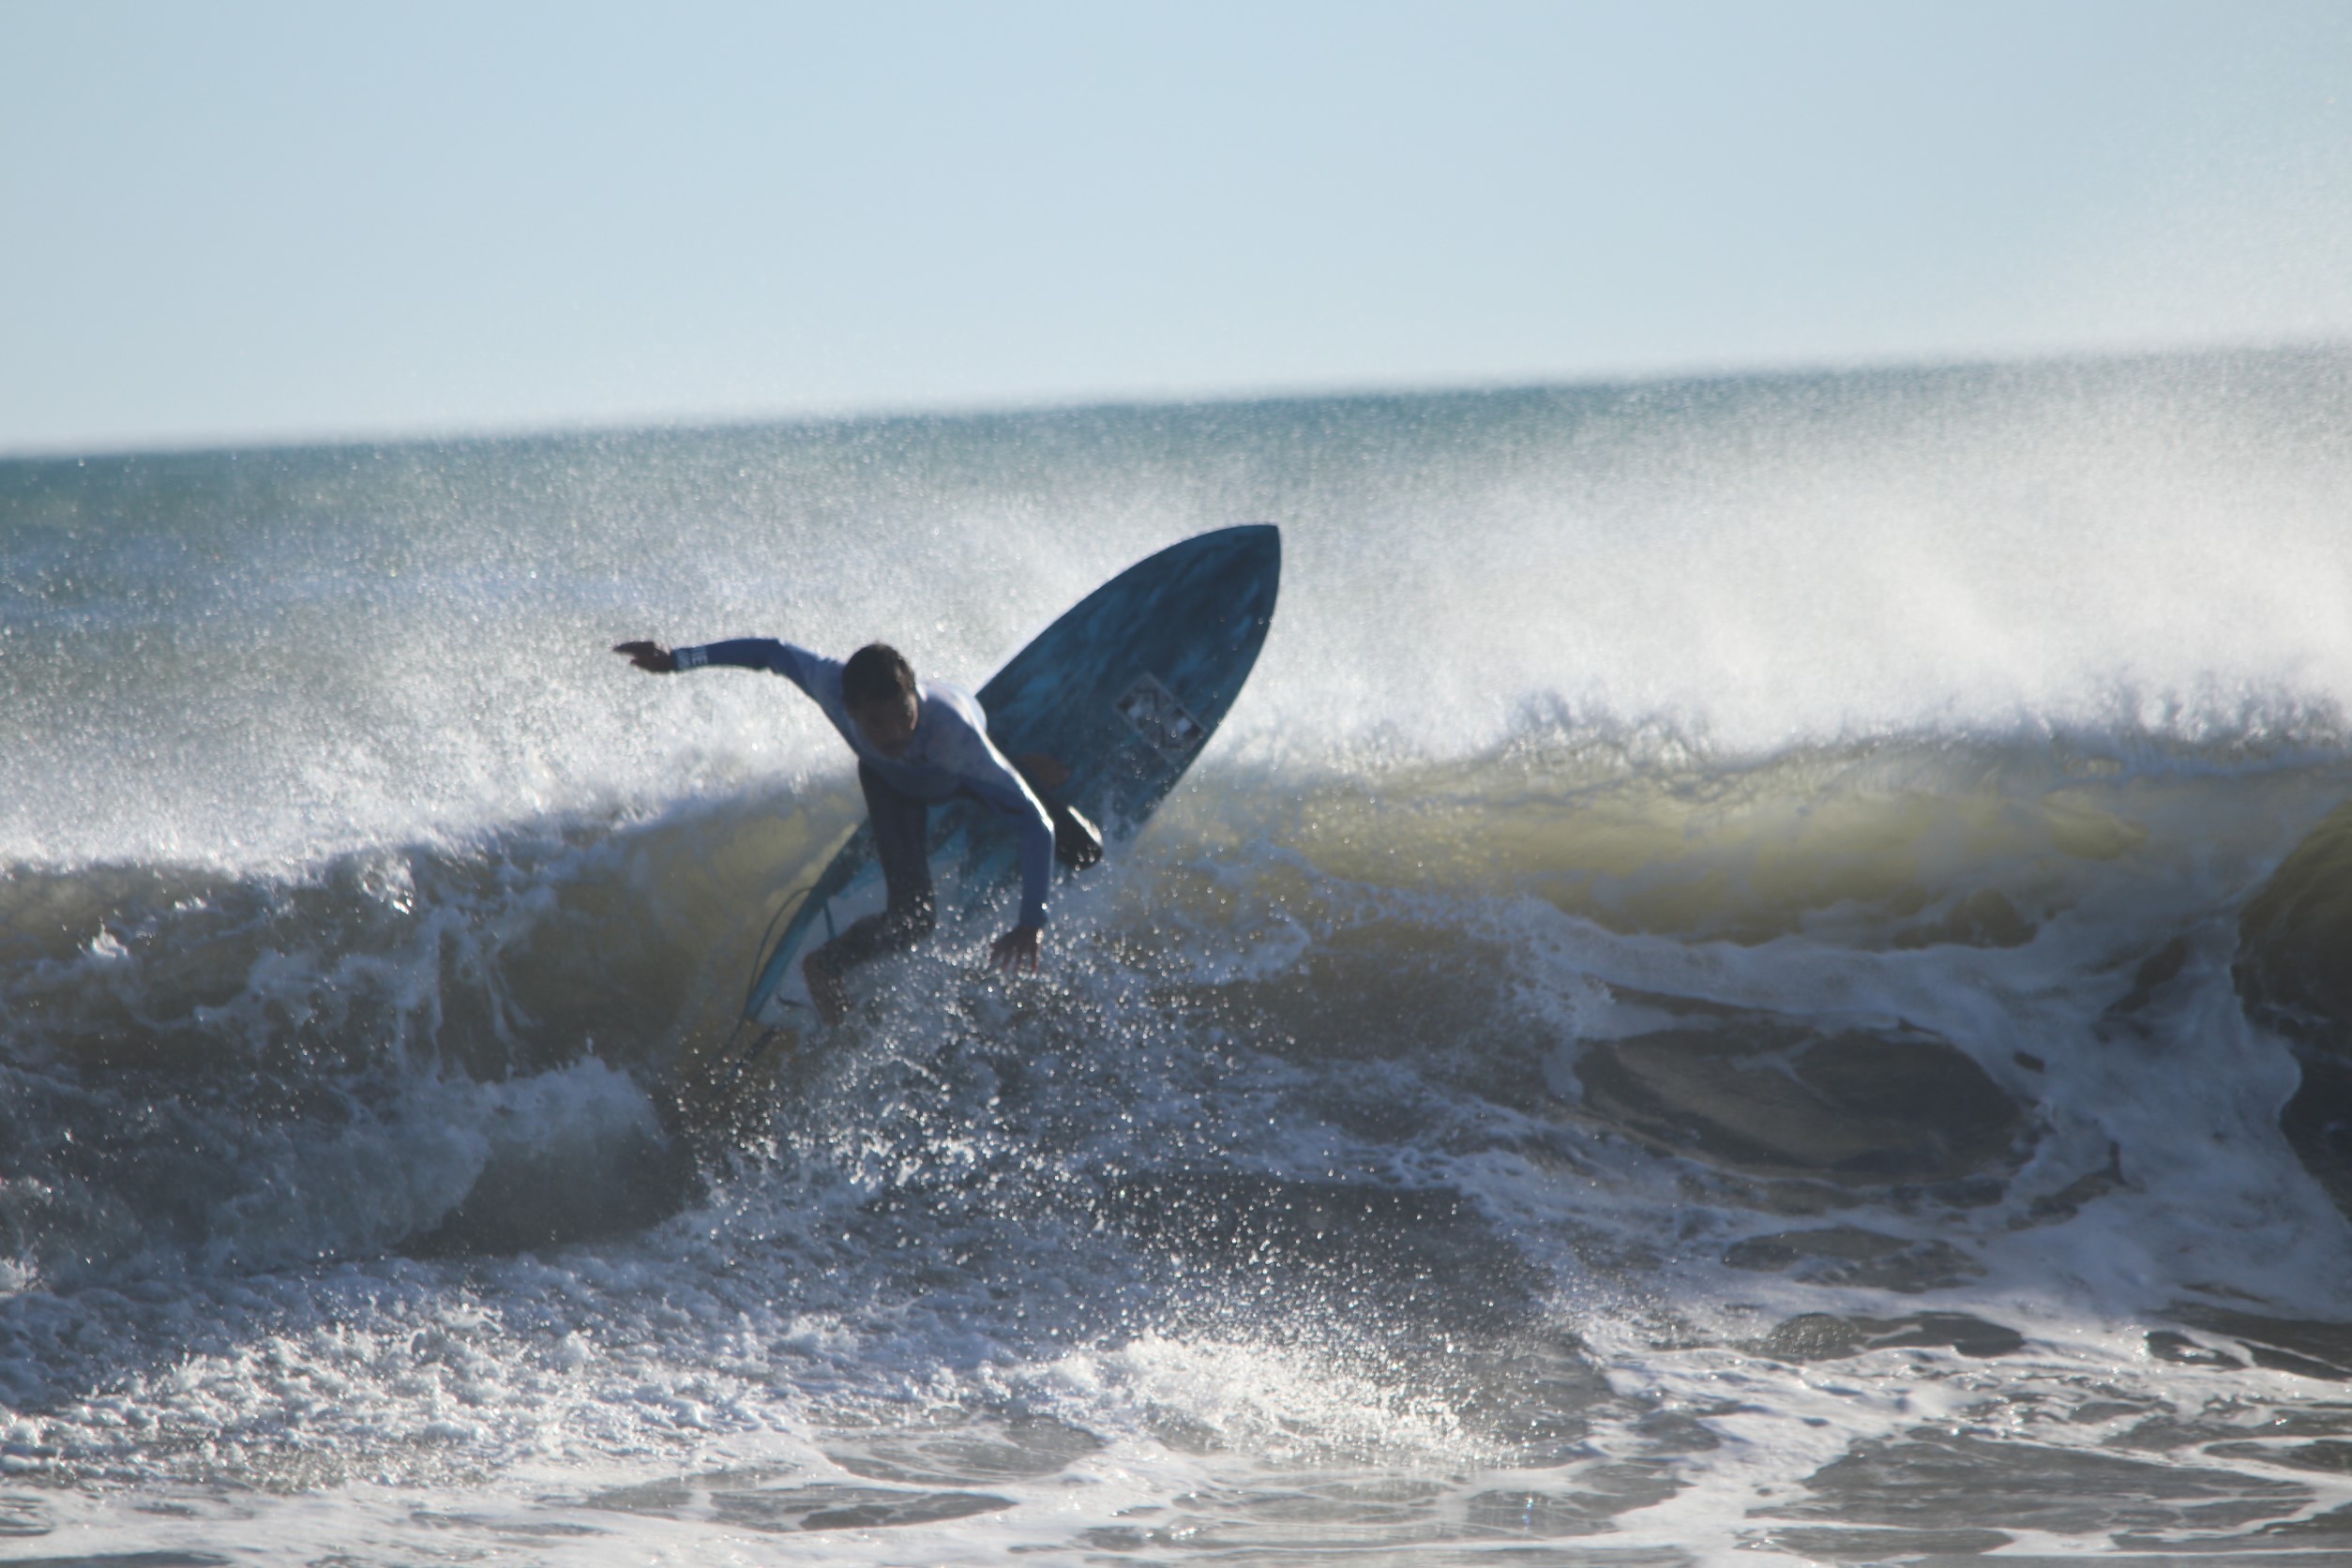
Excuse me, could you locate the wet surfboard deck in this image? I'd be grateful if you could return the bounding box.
[742,523,1282,1030]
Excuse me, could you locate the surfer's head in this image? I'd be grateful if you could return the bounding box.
[844,642,920,758]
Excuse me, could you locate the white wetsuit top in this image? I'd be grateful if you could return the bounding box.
[673,638,1056,927]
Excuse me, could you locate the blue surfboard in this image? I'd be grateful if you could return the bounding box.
[741,523,1281,1028]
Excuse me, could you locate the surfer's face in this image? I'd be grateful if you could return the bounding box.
[853,691,920,759]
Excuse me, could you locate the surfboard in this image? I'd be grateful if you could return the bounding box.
[739,523,1281,1032]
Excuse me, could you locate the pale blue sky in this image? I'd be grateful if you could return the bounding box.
[4,0,2347,454]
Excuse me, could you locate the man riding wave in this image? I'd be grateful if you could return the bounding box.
[614,637,1085,1024]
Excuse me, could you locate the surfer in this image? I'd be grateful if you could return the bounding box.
[613,637,1083,1024]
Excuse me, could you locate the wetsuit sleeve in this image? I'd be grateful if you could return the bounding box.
[953,734,1056,929]
[671,640,841,699]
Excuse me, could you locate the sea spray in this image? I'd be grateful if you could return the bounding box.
[5,345,2352,1560]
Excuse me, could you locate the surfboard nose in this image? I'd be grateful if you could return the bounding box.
[1210,520,1281,575]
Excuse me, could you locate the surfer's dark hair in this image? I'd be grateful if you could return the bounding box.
[842,642,916,708]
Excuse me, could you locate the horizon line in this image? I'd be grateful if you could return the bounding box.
[5,329,2344,467]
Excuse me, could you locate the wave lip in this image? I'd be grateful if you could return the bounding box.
[7,342,2352,872]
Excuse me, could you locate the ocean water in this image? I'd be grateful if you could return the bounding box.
[8,347,2352,1564]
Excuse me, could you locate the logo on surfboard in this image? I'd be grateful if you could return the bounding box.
[1116,673,1206,761]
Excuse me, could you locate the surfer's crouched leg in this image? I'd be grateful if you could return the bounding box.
[805,764,938,1025]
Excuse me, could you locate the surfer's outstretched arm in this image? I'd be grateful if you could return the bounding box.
[615,638,844,696]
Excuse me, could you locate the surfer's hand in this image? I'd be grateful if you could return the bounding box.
[990,924,1042,974]
[613,641,675,673]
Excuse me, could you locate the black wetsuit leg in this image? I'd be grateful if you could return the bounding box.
[811,761,939,976]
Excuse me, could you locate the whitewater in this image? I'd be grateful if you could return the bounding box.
[7,345,2352,1563]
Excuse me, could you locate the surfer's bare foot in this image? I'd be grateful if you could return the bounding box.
[805,951,851,1026]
